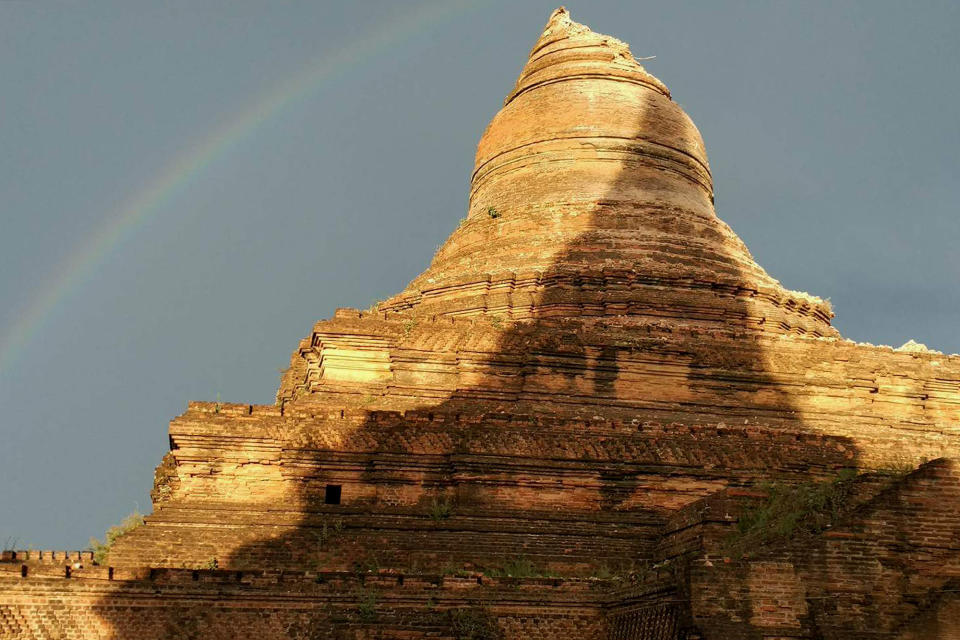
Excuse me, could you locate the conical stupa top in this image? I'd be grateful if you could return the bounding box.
[381,8,834,337]
[505,7,670,106]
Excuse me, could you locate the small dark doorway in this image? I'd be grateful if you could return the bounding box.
[324,484,342,505]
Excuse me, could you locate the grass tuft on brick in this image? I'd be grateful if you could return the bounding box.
[450,606,502,640]
[484,556,556,578]
[724,469,859,556]
[428,497,454,520]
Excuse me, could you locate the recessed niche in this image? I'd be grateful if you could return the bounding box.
[325,484,342,505]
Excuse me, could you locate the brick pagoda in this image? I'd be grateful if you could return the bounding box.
[3,9,959,639]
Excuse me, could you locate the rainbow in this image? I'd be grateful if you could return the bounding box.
[0,0,482,377]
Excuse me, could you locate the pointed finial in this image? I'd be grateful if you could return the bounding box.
[548,7,569,23]
[544,7,573,35]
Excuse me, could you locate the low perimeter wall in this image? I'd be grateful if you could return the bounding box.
[0,567,686,640]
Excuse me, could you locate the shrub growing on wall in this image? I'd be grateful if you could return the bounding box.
[89,511,144,565]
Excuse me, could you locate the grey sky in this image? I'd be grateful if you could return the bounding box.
[1,1,957,548]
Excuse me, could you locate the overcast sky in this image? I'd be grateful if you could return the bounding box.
[2,1,957,548]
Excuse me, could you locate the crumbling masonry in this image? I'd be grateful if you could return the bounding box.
[3,8,959,639]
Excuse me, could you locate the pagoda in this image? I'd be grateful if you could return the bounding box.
[3,9,959,639]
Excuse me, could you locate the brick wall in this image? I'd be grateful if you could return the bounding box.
[0,570,616,640]
[686,459,960,638]
[111,404,863,573]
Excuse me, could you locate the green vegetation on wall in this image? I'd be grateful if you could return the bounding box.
[89,511,144,565]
